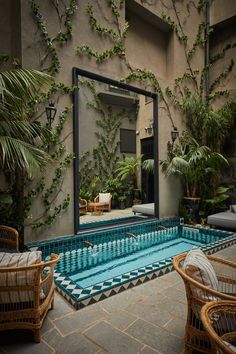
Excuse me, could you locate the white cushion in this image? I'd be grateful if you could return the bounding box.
[183,248,218,316]
[99,193,111,204]
[0,251,42,304]
[183,248,218,290]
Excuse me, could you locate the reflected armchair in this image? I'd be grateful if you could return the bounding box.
[94,193,112,212]
[79,198,87,215]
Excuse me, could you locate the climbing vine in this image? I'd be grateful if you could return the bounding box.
[78,78,138,199]
[77,3,129,62]
[30,0,78,74]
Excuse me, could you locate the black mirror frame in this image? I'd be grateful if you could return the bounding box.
[72,67,159,234]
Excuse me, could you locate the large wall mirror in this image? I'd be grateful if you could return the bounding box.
[72,68,159,233]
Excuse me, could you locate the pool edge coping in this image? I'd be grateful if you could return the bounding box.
[53,229,236,310]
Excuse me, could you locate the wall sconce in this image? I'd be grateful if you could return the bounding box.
[45,101,57,128]
[145,122,153,135]
[167,126,179,157]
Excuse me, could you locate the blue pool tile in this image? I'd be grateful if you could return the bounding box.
[29,218,236,309]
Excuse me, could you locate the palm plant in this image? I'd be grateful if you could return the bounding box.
[182,94,234,151]
[115,155,142,189]
[0,69,53,176]
[160,131,228,198]
[0,68,53,248]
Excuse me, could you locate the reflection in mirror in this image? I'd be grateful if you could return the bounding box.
[73,69,158,231]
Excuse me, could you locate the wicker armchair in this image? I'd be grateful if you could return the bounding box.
[173,253,236,354]
[0,253,59,342]
[79,198,87,215]
[94,193,112,212]
[0,225,19,251]
[201,300,236,354]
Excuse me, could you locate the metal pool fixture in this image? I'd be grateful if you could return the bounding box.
[81,240,94,248]
[158,225,167,230]
[125,232,137,239]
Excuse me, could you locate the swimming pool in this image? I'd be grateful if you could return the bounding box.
[28,218,236,309]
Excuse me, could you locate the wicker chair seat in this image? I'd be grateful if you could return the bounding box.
[173,252,236,354]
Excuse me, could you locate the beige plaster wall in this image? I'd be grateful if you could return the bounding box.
[3,0,225,241]
[210,0,236,26]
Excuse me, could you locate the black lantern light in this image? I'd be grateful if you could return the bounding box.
[171,126,179,143]
[45,101,57,128]
[167,126,179,157]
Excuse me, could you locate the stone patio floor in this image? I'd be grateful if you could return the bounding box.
[0,244,235,354]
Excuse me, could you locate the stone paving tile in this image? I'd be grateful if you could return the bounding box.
[159,271,182,285]
[125,318,184,354]
[139,292,167,306]
[161,287,187,304]
[103,309,137,331]
[164,316,186,338]
[43,327,99,354]
[47,292,74,320]
[99,288,145,313]
[140,345,161,354]
[52,303,107,335]
[131,277,174,294]
[84,320,143,354]
[124,302,173,328]
[41,316,55,335]
[158,297,187,320]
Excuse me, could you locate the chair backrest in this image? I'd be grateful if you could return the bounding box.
[0,225,19,251]
[0,253,59,306]
[201,301,236,354]
[173,253,236,307]
[98,193,112,204]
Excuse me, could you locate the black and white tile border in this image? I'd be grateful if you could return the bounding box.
[54,231,236,310]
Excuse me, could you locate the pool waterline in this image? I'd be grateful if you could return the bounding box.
[28,218,236,309]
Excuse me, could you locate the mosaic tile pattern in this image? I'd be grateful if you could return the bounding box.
[54,230,236,309]
[28,219,236,309]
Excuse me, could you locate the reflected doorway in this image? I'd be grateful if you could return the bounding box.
[141,137,154,203]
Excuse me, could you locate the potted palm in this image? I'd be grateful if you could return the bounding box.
[115,155,142,203]
[160,131,228,223]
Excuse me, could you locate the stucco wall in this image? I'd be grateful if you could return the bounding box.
[2,0,235,242]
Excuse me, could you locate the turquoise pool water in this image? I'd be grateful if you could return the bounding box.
[28,218,236,309]
[69,238,201,288]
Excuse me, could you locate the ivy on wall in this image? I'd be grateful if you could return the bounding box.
[5,0,234,233]
[30,0,78,74]
[79,78,138,199]
[77,3,129,62]
[18,0,79,231]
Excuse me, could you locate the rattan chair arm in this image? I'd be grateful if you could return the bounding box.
[0,225,19,251]
[201,301,236,354]
[0,253,60,273]
[79,198,87,206]
[173,253,236,300]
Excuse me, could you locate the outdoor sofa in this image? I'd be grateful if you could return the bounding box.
[207,205,236,231]
[132,203,154,216]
